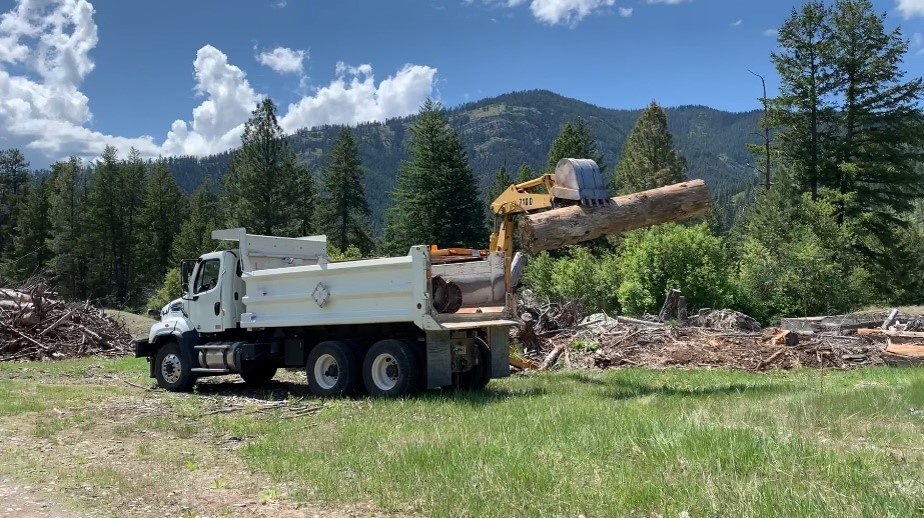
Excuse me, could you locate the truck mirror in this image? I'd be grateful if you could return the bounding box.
[180,260,195,294]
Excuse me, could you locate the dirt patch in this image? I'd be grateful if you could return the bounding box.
[102,310,155,341]
[0,478,86,518]
[0,372,388,517]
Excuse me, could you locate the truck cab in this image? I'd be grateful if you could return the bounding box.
[137,229,515,398]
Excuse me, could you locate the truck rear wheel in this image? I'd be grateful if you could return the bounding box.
[154,341,196,392]
[363,340,419,398]
[307,341,360,397]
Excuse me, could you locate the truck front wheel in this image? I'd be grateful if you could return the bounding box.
[363,340,419,398]
[306,341,360,397]
[154,341,196,392]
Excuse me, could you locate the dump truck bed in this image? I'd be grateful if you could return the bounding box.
[214,228,514,331]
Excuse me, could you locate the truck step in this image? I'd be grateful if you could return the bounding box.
[191,368,231,374]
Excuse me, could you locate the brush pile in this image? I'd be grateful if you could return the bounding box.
[514,290,890,372]
[0,283,134,361]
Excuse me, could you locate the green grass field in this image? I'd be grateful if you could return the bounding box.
[1,358,923,517]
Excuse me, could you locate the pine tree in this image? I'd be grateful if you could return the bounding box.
[10,180,50,280]
[771,1,837,200]
[612,101,687,195]
[171,181,220,264]
[140,160,187,282]
[516,162,534,184]
[224,98,307,236]
[47,158,88,300]
[382,100,485,254]
[485,165,512,209]
[84,147,146,306]
[316,126,372,254]
[0,149,31,256]
[547,118,605,171]
[827,0,924,234]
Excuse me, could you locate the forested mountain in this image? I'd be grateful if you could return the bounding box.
[166,90,763,230]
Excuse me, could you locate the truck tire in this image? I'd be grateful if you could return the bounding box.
[363,340,419,398]
[456,338,492,392]
[240,363,277,386]
[307,341,360,397]
[154,341,196,392]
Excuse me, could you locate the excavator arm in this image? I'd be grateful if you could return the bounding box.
[431,158,611,290]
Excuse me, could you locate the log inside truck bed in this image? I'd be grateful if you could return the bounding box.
[519,179,710,253]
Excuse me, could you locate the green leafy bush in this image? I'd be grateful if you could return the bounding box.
[617,223,731,316]
[729,173,874,324]
[147,267,181,311]
[522,247,621,313]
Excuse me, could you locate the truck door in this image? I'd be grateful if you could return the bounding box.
[188,257,224,333]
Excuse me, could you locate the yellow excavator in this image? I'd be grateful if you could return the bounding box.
[430,158,611,289]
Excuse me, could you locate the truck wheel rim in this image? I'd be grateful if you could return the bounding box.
[314,354,339,390]
[162,354,182,384]
[371,353,399,391]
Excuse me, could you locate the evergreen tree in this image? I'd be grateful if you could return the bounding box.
[612,101,687,195]
[0,149,31,256]
[547,118,604,171]
[224,98,307,236]
[383,100,485,254]
[771,1,837,200]
[516,162,534,184]
[827,0,924,235]
[10,180,50,280]
[84,147,146,306]
[485,165,513,209]
[140,160,187,282]
[171,181,220,264]
[316,126,372,254]
[47,158,88,300]
[292,163,316,238]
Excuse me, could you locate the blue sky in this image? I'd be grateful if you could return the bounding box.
[2,0,924,166]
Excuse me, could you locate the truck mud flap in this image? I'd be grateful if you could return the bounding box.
[426,331,452,389]
[487,327,510,379]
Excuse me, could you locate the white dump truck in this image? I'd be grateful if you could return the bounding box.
[136,228,516,398]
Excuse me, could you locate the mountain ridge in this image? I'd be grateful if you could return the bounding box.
[165,89,764,230]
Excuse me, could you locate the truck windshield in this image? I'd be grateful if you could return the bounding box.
[194,259,221,294]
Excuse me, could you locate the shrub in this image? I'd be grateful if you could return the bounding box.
[147,267,181,311]
[617,223,731,316]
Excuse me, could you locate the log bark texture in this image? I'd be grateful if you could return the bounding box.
[519,179,710,253]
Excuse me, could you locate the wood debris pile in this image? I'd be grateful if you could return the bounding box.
[0,284,134,361]
[514,291,900,372]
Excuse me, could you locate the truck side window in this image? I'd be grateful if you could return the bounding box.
[195,259,221,294]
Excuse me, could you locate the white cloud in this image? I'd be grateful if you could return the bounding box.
[0,0,439,164]
[731,19,742,27]
[256,46,307,75]
[763,28,778,37]
[618,7,633,17]
[278,62,437,133]
[0,0,160,162]
[273,0,287,7]
[529,0,617,25]
[162,45,260,157]
[897,0,924,19]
